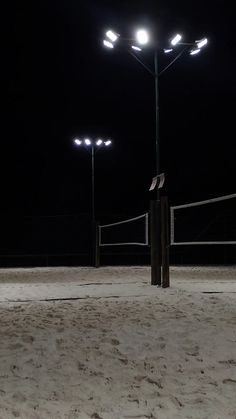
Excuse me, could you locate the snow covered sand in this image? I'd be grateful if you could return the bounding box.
[0,266,236,419]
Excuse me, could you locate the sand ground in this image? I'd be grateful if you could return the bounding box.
[0,266,236,419]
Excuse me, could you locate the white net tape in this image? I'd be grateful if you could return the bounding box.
[170,193,236,245]
[99,213,149,246]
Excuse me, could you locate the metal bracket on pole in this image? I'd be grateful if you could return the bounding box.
[149,173,165,191]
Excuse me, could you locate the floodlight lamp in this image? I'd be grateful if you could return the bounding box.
[136,29,149,45]
[132,45,142,51]
[74,139,82,145]
[171,34,182,46]
[104,140,111,146]
[85,138,91,145]
[106,30,119,42]
[164,48,173,53]
[196,38,208,49]
[103,40,114,49]
[96,139,103,146]
[190,48,201,55]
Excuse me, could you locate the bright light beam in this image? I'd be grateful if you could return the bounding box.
[106,30,118,42]
[164,48,173,53]
[196,38,208,49]
[132,45,142,51]
[74,139,82,145]
[190,48,201,55]
[171,34,182,46]
[103,40,114,49]
[104,140,112,146]
[136,29,149,45]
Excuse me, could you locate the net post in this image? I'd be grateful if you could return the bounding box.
[95,222,100,268]
[161,196,170,288]
[150,200,162,286]
[91,220,99,267]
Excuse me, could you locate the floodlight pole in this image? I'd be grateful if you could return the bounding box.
[151,49,162,286]
[128,47,162,285]
[154,50,160,179]
[74,138,112,267]
[103,30,208,287]
[91,144,95,223]
[91,144,97,267]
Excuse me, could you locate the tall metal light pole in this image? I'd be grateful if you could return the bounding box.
[91,143,95,222]
[74,137,112,265]
[103,29,208,285]
[154,50,160,181]
[153,49,161,285]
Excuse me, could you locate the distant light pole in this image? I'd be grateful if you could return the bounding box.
[103,28,208,285]
[74,137,112,267]
[74,137,112,222]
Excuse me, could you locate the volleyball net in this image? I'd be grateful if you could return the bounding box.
[170,193,236,246]
[99,213,149,247]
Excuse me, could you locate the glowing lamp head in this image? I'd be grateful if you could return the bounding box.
[171,34,182,46]
[196,38,208,49]
[106,30,118,42]
[190,48,201,55]
[136,29,149,45]
[104,140,112,146]
[131,45,142,51]
[103,40,114,49]
[164,48,173,53]
[84,138,91,145]
[74,139,82,145]
[96,139,103,146]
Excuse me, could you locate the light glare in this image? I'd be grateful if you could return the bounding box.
[106,30,118,42]
[136,29,149,45]
[104,140,111,146]
[132,45,142,51]
[164,48,173,53]
[171,34,182,46]
[103,40,114,49]
[190,48,201,55]
[196,38,208,49]
[85,139,91,145]
[74,139,82,145]
[96,139,103,146]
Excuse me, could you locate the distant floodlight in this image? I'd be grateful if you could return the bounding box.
[103,40,114,49]
[104,140,112,146]
[196,38,208,49]
[164,48,173,53]
[85,139,91,145]
[132,45,142,51]
[106,30,118,42]
[96,139,103,146]
[171,34,182,46]
[74,139,82,145]
[190,48,201,55]
[136,29,149,45]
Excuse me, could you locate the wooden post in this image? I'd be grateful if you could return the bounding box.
[95,221,100,268]
[91,220,98,267]
[150,200,162,286]
[161,196,170,288]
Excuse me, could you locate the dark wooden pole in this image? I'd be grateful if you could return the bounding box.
[150,200,162,286]
[95,221,100,268]
[161,196,170,287]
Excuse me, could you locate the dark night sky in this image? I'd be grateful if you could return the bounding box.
[2,0,236,220]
